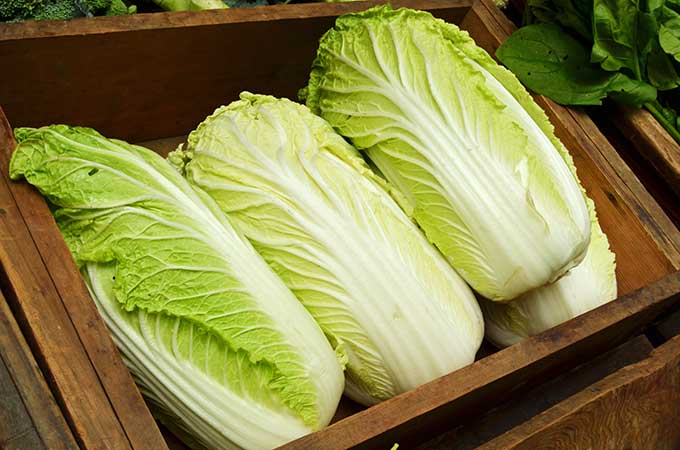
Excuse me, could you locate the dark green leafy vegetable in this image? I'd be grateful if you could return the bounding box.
[590,0,657,74]
[0,0,135,21]
[503,0,680,145]
[497,24,656,106]
[523,0,593,39]
[660,17,680,61]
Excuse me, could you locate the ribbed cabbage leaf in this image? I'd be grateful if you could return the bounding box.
[304,5,591,301]
[171,93,484,405]
[9,125,344,450]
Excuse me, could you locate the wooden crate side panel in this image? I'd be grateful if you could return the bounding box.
[415,335,654,449]
[0,356,45,450]
[0,2,678,450]
[0,290,77,450]
[480,334,680,450]
[612,106,680,199]
[0,108,167,450]
[0,0,469,144]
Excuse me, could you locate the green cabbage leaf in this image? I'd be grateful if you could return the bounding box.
[9,125,344,450]
[304,6,591,301]
[171,93,484,405]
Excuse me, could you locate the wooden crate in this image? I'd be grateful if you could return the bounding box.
[608,106,680,201]
[0,1,679,449]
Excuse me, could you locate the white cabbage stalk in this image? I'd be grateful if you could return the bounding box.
[172,93,484,405]
[304,5,591,301]
[481,198,617,348]
[9,125,344,450]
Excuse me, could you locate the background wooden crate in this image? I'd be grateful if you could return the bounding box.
[0,1,679,449]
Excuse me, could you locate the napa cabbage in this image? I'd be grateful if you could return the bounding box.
[171,93,484,405]
[480,197,617,347]
[9,125,344,450]
[304,5,591,301]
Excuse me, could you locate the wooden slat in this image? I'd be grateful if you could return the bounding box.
[416,335,654,449]
[592,114,680,230]
[0,356,45,450]
[656,307,680,340]
[0,289,78,450]
[479,334,680,450]
[0,108,167,450]
[280,272,680,450]
[0,0,470,144]
[611,105,680,199]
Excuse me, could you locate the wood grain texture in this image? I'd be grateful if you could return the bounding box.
[593,113,680,230]
[0,289,77,450]
[612,105,680,199]
[0,117,131,449]
[0,0,470,144]
[416,335,654,449]
[479,334,680,450]
[0,355,45,450]
[0,108,167,450]
[0,0,469,39]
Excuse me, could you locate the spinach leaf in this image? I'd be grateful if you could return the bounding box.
[591,0,658,75]
[497,23,657,106]
[525,0,593,40]
[660,17,680,61]
[647,39,680,87]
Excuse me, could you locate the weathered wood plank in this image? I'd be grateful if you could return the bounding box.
[1,2,679,450]
[479,334,680,450]
[0,289,78,450]
[656,307,680,340]
[592,114,680,230]
[416,335,654,449]
[611,105,680,199]
[0,356,45,450]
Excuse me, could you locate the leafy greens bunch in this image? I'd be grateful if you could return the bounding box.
[496,0,680,143]
[0,0,136,21]
[0,0,322,21]
[0,0,231,21]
